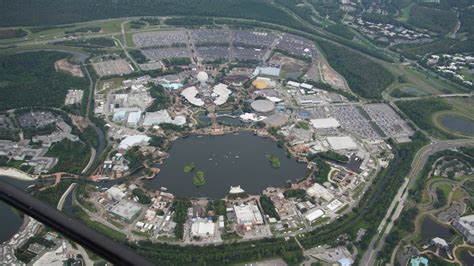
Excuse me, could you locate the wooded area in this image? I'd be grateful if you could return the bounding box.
[317,40,394,99]
[0,51,87,110]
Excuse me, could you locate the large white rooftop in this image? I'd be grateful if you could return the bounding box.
[305,208,324,222]
[191,220,215,237]
[181,86,204,106]
[212,83,232,106]
[118,135,150,150]
[143,110,186,126]
[310,118,340,129]
[326,136,358,150]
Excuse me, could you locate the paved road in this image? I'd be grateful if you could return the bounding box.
[362,139,474,265]
[57,183,77,211]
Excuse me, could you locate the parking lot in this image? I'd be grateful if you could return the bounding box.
[191,29,230,45]
[93,59,133,76]
[329,105,382,140]
[231,29,276,47]
[362,103,413,141]
[232,46,266,61]
[142,48,191,61]
[133,30,187,48]
[276,33,317,58]
[197,46,230,62]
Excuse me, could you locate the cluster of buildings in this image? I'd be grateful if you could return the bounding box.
[425,53,474,87]
[345,18,432,45]
[0,111,80,174]
[64,89,84,106]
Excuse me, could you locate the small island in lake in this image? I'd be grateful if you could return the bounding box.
[266,154,280,169]
[193,170,206,186]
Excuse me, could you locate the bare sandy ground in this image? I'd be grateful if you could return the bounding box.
[0,167,37,181]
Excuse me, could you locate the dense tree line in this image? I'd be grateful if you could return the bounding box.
[317,40,395,99]
[164,17,214,26]
[171,198,191,239]
[312,157,330,184]
[129,50,148,64]
[130,237,301,265]
[283,189,306,199]
[395,99,452,137]
[124,146,148,170]
[325,23,354,40]
[317,150,349,163]
[46,139,90,174]
[0,51,87,110]
[259,195,280,220]
[0,0,304,31]
[54,37,116,48]
[146,84,170,112]
[132,188,152,205]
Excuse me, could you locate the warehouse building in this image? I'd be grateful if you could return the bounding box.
[233,204,264,229]
[109,199,143,222]
[310,118,340,129]
[191,219,216,238]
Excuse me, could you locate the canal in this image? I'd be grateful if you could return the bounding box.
[144,132,307,198]
[0,175,122,244]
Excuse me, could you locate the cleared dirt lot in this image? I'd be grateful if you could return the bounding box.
[55,59,84,77]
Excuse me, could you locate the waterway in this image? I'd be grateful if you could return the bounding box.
[0,176,37,244]
[0,175,121,244]
[420,216,455,242]
[439,114,474,136]
[144,132,307,198]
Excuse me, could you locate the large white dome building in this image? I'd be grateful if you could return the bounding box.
[197,71,208,83]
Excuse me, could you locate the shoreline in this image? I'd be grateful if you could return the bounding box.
[0,167,37,181]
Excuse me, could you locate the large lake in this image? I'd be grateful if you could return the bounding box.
[440,114,474,136]
[144,132,307,198]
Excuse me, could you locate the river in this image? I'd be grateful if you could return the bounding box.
[144,132,307,198]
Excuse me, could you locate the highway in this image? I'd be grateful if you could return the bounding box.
[361,139,474,265]
[0,179,154,266]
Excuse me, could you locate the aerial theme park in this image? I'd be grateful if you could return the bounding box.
[0,0,473,265]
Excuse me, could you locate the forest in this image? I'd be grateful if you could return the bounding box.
[317,40,395,99]
[130,237,302,265]
[0,0,305,32]
[408,5,457,34]
[0,51,88,110]
[46,139,90,174]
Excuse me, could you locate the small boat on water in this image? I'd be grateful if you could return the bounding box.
[209,158,213,161]
[161,187,168,191]
[235,156,239,159]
